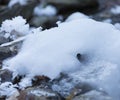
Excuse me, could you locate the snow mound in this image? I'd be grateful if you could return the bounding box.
[0,16,29,39]
[3,18,120,99]
[66,12,89,22]
[4,18,120,78]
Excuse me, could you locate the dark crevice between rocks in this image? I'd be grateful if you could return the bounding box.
[0,0,10,5]
[0,95,6,100]
[12,75,23,85]
[32,75,51,86]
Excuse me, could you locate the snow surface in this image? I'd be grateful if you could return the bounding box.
[0,82,18,97]
[8,0,27,7]
[102,19,112,24]
[0,16,29,40]
[3,16,120,99]
[34,5,57,16]
[114,23,120,30]
[65,12,89,22]
[111,5,120,15]
[18,77,32,89]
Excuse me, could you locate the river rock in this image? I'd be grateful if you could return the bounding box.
[30,15,62,29]
[45,0,99,14]
[18,87,62,100]
[52,73,96,99]
[72,90,113,100]
[32,75,50,86]
[0,45,17,61]
[0,69,12,83]
[0,0,38,25]
[0,33,23,61]
[92,0,120,24]
[0,35,9,45]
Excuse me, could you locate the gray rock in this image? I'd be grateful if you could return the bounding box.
[0,69,12,83]
[0,36,23,61]
[92,0,120,24]
[0,46,17,60]
[46,0,98,7]
[0,31,10,45]
[44,0,99,14]
[0,36,9,45]
[18,87,62,100]
[72,90,113,100]
[6,90,19,100]
[30,15,62,29]
[0,0,38,25]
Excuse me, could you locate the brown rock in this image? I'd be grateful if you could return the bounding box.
[18,87,62,100]
[72,90,112,100]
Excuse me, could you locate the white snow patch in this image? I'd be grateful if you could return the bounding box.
[30,27,42,34]
[18,76,32,89]
[111,5,120,15]
[102,19,112,23]
[8,0,27,7]
[0,16,30,40]
[0,82,18,97]
[34,5,57,16]
[114,23,120,30]
[66,12,89,22]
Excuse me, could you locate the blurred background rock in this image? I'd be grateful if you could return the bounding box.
[0,0,119,29]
